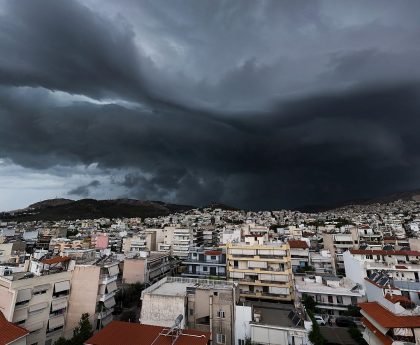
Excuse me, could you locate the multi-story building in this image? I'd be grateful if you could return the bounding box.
[360,271,420,345]
[288,240,310,272]
[343,249,420,298]
[140,276,238,345]
[182,248,226,278]
[0,256,72,345]
[323,230,358,272]
[226,237,293,302]
[122,251,176,284]
[309,250,335,274]
[295,275,365,316]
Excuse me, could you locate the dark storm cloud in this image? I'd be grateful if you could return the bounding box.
[1,0,420,209]
[68,180,101,197]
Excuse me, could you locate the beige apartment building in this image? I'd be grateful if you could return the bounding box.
[140,276,238,345]
[0,257,72,345]
[226,237,294,302]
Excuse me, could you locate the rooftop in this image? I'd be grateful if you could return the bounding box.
[248,302,304,329]
[288,240,309,249]
[296,276,363,296]
[85,321,210,345]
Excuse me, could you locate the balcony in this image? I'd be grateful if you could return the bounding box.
[97,291,115,302]
[99,274,118,285]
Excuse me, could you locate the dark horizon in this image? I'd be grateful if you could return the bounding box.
[1,1,420,211]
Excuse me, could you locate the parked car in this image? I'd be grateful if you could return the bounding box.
[314,314,326,326]
[335,317,356,327]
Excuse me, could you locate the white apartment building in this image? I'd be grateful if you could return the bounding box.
[295,275,365,316]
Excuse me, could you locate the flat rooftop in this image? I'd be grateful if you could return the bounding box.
[295,277,362,296]
[141,277,234,298]
[247,302,304,329]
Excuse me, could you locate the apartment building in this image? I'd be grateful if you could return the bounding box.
[122,251,176,284]
[63,252,120,332]
[0,257,72,345]
[140,276,238,345]
[361,272,420,345]
[288,240,310,272]
[343,249,420,301]
[91,233,109,250]
[182,248,226,279]
[309,250,335,274]
[226,237,293,302]
[323,230,358,272]
[295,275,365,316]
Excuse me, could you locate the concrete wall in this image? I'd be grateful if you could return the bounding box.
[235,305,252,345]
[123,259,146,284]
[140,294,186,328]
[65,265,100,337]
[343,251,365,287]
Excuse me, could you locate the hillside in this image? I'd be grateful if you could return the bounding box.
[0,198,195,222]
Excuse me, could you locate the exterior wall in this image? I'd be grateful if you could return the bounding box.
[0,243,13,263]
[343,251,365,286]
[9,336,27,345]
[251,324,307,345]
[235,305,252,345]
[65,265,100,337]
[122,259,146,284]
[140,294,186,328]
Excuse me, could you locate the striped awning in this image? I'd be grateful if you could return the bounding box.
[54,280,70,293]
[104,296,116,309]
[48,315,65,330]
[106,281,117,293]
[12,307,28,322]
[16,288,32,303]
[51,298,68,312]
[25,321,44,332]
[107,265,119,276]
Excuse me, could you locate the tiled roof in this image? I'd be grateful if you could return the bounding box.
[41,256,71,265]
[362,317,393,345]
[0,311,28,345]
[349,249,420,256]
[204,250,222,256]
[85,321,210,345]
[359,302,420,328]
[288,240,309,249]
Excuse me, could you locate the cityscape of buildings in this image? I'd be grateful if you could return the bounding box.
[1,199,420,345]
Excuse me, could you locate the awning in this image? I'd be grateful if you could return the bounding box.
[54,280,70,293]
[98,284,106,295]
[107,265,119,276]
[25,321,44,332]
[12,308,28,322]
[48,315,65,330]
[29,302,48,312]
[51,298,68,312]
[33,284,51,293]
[104,296,116,309]
[101,313,113,327]
[106,281,117,293]
[16,288,32,303]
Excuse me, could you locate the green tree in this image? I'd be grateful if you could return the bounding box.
[54,337,71,345]
[308,311,326,345]
[71,313,93,345]
[302,295,316,313]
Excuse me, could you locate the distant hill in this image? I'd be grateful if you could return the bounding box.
[0,198,195,222]
[295,189,420,213]
[202,202,239,211]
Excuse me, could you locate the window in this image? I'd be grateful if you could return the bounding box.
[238,340,245,345]
[203,266,208,271]
[337,296,343,304]
[328,296,333,303]
[217,310,225,318]
[211,256,216,260]
[315,295,321,302]
[216,333,226,344]
[214,291,218,296]
[33,290,47,296]
[189,309,194,316]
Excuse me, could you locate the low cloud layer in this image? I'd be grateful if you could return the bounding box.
[1,0,420,210]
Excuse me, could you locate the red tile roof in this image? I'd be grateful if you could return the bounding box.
[359,302,420,328]
[350,249,420,256]
[362,317,393,345]
[0,311,28,345]
[41,256,71,265]
[85,321,210,345]
[204,250,222,256]
[288,240,309,249]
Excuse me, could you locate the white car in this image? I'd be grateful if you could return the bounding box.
[314,315,326,326]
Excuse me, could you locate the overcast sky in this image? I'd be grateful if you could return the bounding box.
[1,0,420,211]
